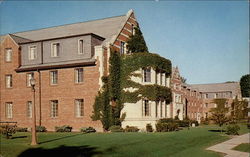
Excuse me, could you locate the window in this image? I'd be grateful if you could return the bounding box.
[51,43,60,57]
[27,101,32,118]
[75,99,84,117]
[5,48,12,62]
[131,24,135,35]
[143,67,151,82]
[205,93,208,99]
[120,41,125,54]
[155,101,158,117]
[160,101,163,117]
[75,68,83,83]
[5,102,13,118]
[26,73,34,87]
[5,75,12,88]
[51,100,58,118]
[160,73,163,85]
[29,46,37,60]
[143,100,150,116]
[78,40,84,54]
[50,71,58,85]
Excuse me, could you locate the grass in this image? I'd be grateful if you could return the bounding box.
[233,143,250,153]
[0,124,249,157]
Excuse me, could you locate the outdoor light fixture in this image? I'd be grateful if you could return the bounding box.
[30,78,37,145]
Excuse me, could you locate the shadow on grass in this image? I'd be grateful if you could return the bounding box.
[39,133,82,144]
[11,135,28,139]
[17,145,102,157]
[208,129,226,132]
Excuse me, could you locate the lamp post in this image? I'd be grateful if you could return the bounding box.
[30,78,37,145]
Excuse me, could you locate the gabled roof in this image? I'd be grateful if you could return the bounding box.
[1,10,134,46]
[12,15,127,46]
[190,82,240,94]
[9,34,33,43]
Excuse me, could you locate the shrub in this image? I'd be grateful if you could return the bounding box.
[80,127,96,133]
[159,118,175,123]
[124,126,139,132]
[156,122,168,132]
[226,124,240,135]
[191,120,199,126]
[36,126,47,132]
[16,127,28,132]
[55,125,72,132]
[200,117,209,125]
[146,124,153,132]
[168,123,179,131]
[109,125,123,132]
[176,120,190,127]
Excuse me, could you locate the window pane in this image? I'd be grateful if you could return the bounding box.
[27,73,34,87]
[75,68,83,83]
[27,101,32,118]
[78,40,84,54]
[50,71,58,85]
[6,102,13,118]
[75,99,84,117]
[29,46,37,60]
[52,43,59,57]
[51,100,58,117]
[6,75,12,88]
[5,49,12,62]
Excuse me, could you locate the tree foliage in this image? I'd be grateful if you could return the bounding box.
[240,74,250,97]
[209,99,230,128]
[231,97,248,121]
[127,27,148,53]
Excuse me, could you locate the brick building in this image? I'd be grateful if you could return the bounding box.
[0,10,138,131]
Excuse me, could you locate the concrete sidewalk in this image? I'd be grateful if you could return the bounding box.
[207,133,250,157]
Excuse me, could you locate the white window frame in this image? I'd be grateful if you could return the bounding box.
[27,101,32,118]
[51,43,60,57]
[50,70,58,85]
[78,39,84,54]
[143,100,150,117]
[5,48,12,62]
[5,74,12,88]
[26,73,34,87]
[28,45,37,60]
[75,99,84,117]
[120,41,125,55]
[143,67,151,82]
[6,102,13,118]
[75,68,83,83]
[51,100,58,118]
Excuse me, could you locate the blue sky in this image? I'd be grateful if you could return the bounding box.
[0,1,249,84]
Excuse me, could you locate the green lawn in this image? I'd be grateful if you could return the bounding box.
[233,143,250,153]
[0,124,249,157]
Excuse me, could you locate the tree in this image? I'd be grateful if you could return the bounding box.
[127,27,148,53]
[209,99,230,132]
[240,74,250,97]
[231,97,248,121]
[91,77,112,131]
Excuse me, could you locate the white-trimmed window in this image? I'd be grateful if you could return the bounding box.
[5,75,12,88]
[78,40,84,54]
[51,43,60,57]
[120,41,125,54]
[51,100,58,118]
[29,46,37,60]
[143,100,150,116]
[131,24,135,35]
[26,73,34,87]
[27,101,32,118]
[5,102,13,118]
[143,67,151,82]
[75,99,84,117]
[75,68,83,83]
[5,48,12,62]
[50,70,58,85]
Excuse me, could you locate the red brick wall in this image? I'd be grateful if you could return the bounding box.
[0,36,102,132]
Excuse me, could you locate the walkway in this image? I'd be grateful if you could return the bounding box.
[207,133,250,157]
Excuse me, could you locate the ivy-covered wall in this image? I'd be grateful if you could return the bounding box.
[92,51,172,130]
